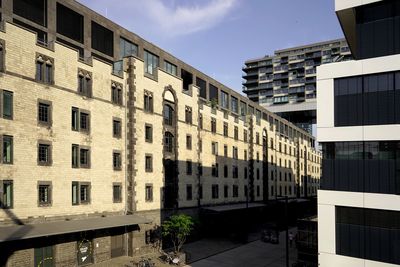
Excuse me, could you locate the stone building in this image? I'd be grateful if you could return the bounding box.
[0,0,321,266]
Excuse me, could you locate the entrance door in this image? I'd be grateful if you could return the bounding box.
[77,239,93,266]
[111,233,125,258]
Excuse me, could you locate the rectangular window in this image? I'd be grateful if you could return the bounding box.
[91,21,113,56]
[234,126,238,140]
[80,183,90,204]
[224,145,228,157]
[212,164,219,177]
[145,184,153,202]
[119,37,137,59]
[77,70,92,97]
[233,185,238,198]
[36,56,53,84]
[211,118,217,133]
[186,185,192,200]
[199,185,203,199]
[1,180,13,208]
[244,167,248,179]
[113,184,122,203]
[113,151,121,170]
[72,182,79,205]
[72,107,79,131]
[186,135,192,150]
[145,124,153,143]
[224,185,228,198]
[212,184,219,199]
[212,142,218,155]
[164,61,177,76]
[233,147,238,160]
[80,148,90,168]
[38,142,51,166]
[2,90,13,119]
[244,150,247,161]
[244,130,248,143]
[224,165,228,178]
[185,106,192,124]
[113,119,122,138]
[223,122,228,137]
[231,96,238,113]
[144,50,159,75]
[336,206,400,265]
[14,0,47,26]
[2,135,13,164]
[144,91,154,112]
[71,144,79,168]
[38,182,51,206]
[198,163,203,176]
[256,133,260,145]
[145,154,153,172]
[111,83,123,105]
[80,112,90,132]
[38,101,51,125]
[220,91,229,109]
[186,160,192,175]
[57,3,84,43]
[233,166,238,178]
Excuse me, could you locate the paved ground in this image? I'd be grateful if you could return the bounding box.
[184,228,297,267]
[92,228,297,267]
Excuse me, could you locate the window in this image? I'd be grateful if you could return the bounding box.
[1,180,13,208]
[336,206,400,265]
[181,69,193,91]
[211,118,217,133]
[233,166,238,178]
[224,185,229,198]
[71,107,90,133]
[240,101,247,117]
[111,82,123,105]
[80,183,90,204]
[212,184,219,199]
[145,184,153,202]
[224,145,228,157]
[199,185,203,199]
[164,61,177,76]
[113,183,122,203]
[119,37,138,58]
[79,147,90,168]
[145,124,153,143]
[72,182,79,205]
[185,106,192,124]
[220,91,229,109]
[77,69,92,97]
[233,185,239,198]
[244,130,248,143]
[144,91,154,113]
[234,126,238,140]
[38,182,51,206]
[244,167,248,179]
[91,21,113,56]
[57,3,83,43]
[71,145,79,168]
[223,122,228,137]
[113,118,122,138]
[38,142,51,166]
[256,152,259,162]
[2,90,13,119]
[244,185,248,197]
[38,100,51,125]
[186,160,192,175]
[35,55,53,84]
[233,147,238,160]
[113,151,122,170]
[186,185,193,200]
[2,135,13,164]
[164,132,174,153]
[186,135,192,150]
[211,142,218,155]
[145,154,153,172]
[144,50,159,75]
[257,186,260,197]
[220,165,227,179]
[212,164,219,177]
[163,104,174,125]
[256,133,260,145]
[244,150,247,161]
[231,96,238,113]
[198,163,203,176]
[256,169,260,180]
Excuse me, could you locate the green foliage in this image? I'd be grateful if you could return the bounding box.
[209,98,218,109]
[162,214,194,253]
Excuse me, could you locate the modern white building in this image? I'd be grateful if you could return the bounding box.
[317,0,400,266]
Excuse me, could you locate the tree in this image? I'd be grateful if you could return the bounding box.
[162,214,194,254]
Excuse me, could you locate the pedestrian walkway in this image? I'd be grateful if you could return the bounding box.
[184,229,297,267]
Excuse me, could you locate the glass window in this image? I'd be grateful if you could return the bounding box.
[144,50,159,75]
[113,184,122,203]
[72,182,79,205]
[38,102,50,124]
[113,152,121,170]
[145,124,152,143]
[80,184,90,203]
[38,184,51,205]
[2,90,13,119]
[220,91,229,109]
[2,135,13,164]
[164,104,174,125]
[2,180,13,208]
[119,37,138,59]
[80,148,90,168]
[72,145,79,168]
[145,155,153,172]
[164,61,177,76]
[38,143,51,165]
[231,96,238,113]
[145,184,153,201]
[186,185,192,200]
[113,119,122,138]
[164,132,174,153]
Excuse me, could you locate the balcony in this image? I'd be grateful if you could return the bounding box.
[243,70,258,78]
[274,65,289,73]
[289,86,305,94]
[243,79,258,85]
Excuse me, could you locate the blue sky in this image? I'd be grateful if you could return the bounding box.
[78,0,343,94]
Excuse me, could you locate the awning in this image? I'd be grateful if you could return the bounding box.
[202,202,266,212]
[0,214,151,242]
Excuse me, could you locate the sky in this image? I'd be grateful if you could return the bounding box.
[78,0,344,95]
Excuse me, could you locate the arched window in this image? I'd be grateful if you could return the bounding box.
[164,132,174,152]
[163,104,174,126]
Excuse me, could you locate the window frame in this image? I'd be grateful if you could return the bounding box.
[1,90,13,120]
[37,181,52,207]
[37,99,52,126]
[0,180,13,209]
[37,141,52,166]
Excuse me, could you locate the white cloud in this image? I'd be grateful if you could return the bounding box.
[141,0,238,37]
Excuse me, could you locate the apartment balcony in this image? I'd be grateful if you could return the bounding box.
[274,73,289,79]
[305,85,316,91]
[289,86,305,94]
[260,89,274,97]
[305,77,316,84]
[243,70,259,78]
[243,79,259,85]
[274,88,289,95]
[273,95,289,104]
[274,65,289,73]
[305,69,317,76]
[289,78,305,86]
[289,62,305,70]
[257,82,274,90]
[242,64,259,71]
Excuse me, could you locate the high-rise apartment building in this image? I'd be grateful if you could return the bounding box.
[0,0,321,266]
[243,39,352,133]
[318,0,400,266]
